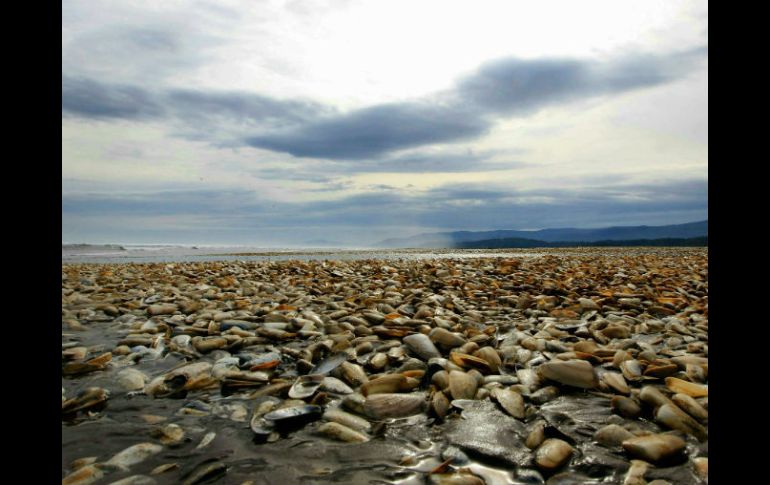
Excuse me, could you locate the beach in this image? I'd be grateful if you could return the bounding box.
[62,248,707,484]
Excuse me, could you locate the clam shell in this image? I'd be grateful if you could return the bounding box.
[601,371,629,394]
[431,391,450,419]
[288,374,325,399]
[655,403,708,441]
[526,421,546,449]
[310,353,348,375]
[665,377,708,398]
[320,376,354,395]
[403,333,442,361]
[537,359,598,389]
[610,396,641,419]
[448,371,478,400]
[595,424,634,448]
[535,438,574,471]
[317,421,369,443]
[450,352,493,374]
[429,328,467,349]
[622,434,686,463]
[363,393,427,419]
[264,404,323,428]
[491,388,525,419]
[105,443,163,470]
[361,374,415,396]
[322,408,371,432]
[473,347,501,373]
[671,393,708,422]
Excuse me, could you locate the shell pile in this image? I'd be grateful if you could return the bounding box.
[62,248,707,484]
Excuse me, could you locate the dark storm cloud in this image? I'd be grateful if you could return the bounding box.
[62,47,706,159]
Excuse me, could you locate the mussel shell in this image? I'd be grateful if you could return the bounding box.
[288,374,325,399]
[263,405,323,429]
[310,353,348,375]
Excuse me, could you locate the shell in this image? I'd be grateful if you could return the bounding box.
[537,359,598,388]
[491,388,525,419]
[622,434,686,463]
[403,333,442,360]
[317,421,369,443]
[448,371,478,400]
[655,403,708,441]
[610,396,641,419]
[594,424,634,448]
[665,377,708,398]
[535,439,574,471]
[363,393,427,419]
[288,374,325,399]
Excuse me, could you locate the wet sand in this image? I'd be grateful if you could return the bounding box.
[62,248,707,484]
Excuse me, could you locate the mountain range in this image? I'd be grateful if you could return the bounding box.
[375,220,708,248]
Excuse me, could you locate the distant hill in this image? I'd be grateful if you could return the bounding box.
[62,244,126,252]
[375,220,708,248]
[303,239,344,247]
[456,236,707,249]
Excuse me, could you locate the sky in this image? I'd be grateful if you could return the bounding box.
[62,0,708,246]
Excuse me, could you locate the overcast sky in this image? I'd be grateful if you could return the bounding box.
[62,0,707,246]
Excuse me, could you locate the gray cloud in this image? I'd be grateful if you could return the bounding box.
[62,76,165,120]
[62,47,706,160]
[246,48,707,159]
[245,102,489,159]
[62,178,707,245]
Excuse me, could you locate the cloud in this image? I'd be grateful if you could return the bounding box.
[61,76,165,120]
[62,47,707,160]
[62,178,707,245]
[245,102,489,159]
[245,48,707,159]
